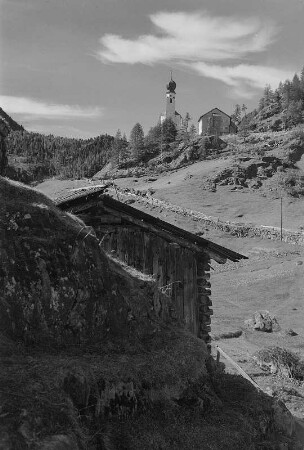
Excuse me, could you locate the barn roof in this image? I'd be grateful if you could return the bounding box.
[55,185,247,264]
[198,108,232,122]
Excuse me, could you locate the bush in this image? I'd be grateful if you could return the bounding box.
[290,127,304,141]
[276,169,304,197]
[254,346,304,380]
[270,118,283,132]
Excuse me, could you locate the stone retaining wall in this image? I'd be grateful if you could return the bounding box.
[109,187,304,246]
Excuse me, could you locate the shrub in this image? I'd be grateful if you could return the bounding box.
[270,118,283,132]
[275,169,304,197]
[254,346,304,380]
[290,127,304,141]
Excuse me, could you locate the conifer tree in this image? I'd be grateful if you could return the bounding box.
[161,118,177,144]
[189,123,197,139]
[111,129,129,165]
[273,88,282,111]
[231,104,241,123]
[281,80,292,111]
[291,74,302,102]
[241,104,248,117]
[144,123,162,157]
[263,84,274,107]
[287,100,303,127]
[129,122,145,161]
[120,133,129,161]
[111,129,122,165]
[183,112,191,131]
[300,66,304,101]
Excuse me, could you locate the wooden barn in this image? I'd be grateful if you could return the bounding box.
[56,186,246,348]
[198,108,237,136]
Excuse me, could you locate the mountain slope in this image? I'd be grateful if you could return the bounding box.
[0,107,24,132]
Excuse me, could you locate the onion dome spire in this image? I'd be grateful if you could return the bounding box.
[166,70,176,93]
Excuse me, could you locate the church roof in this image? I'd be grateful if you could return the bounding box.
[198,108,232,122]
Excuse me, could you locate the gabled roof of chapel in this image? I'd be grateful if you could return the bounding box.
[198,108,233,122]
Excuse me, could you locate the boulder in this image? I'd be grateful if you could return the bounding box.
[245,310,280,332]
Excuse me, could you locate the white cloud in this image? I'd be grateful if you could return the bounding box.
[96,10,295,96]
[0,95,103,119]
[97,11,276,64]
[188,62,294,96]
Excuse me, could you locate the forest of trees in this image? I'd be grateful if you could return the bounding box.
[110,117,195,167]
[6,131,114,179]
[6,116,196,180]
[234,65,304,132]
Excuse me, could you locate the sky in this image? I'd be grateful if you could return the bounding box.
[1,0,304,138]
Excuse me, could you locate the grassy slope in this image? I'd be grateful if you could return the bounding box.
[36,131,304,428]
[37,155,304,231]
[113,158,304,231]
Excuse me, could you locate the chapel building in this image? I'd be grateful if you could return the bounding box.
[198,108,237,136]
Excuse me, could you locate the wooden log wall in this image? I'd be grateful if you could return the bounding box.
[196,257,212,349]
[97,225,212,344]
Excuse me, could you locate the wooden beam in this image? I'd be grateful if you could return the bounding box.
[206,250,227,264]
[87,215,122,224]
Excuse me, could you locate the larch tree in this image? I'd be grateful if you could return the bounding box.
[300,66,304,101]
[291,74,302,102]
[129,122,145,161]
[231,104,241,124]
[189,123,197,139]
[161,118,177,145]
[144,123,162,157]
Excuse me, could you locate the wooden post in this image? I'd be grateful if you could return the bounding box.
[280,197,283,242]
[216,346,262,392]
[216,348,220,365]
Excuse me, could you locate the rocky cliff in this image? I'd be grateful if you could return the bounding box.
[0,107,24,132]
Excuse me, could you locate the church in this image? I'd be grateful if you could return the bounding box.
[159,74,184,129]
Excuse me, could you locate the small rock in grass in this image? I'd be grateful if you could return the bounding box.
[245,310,280,332]
[124,199,135,205]
[285,329,298,336]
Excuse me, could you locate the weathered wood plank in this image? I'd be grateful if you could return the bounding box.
[183,250,191,329]
[79,214,122,224]
[193,257,199,336]
[175,247,184,322]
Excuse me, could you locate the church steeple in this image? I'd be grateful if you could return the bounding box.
[166,71,176,119]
